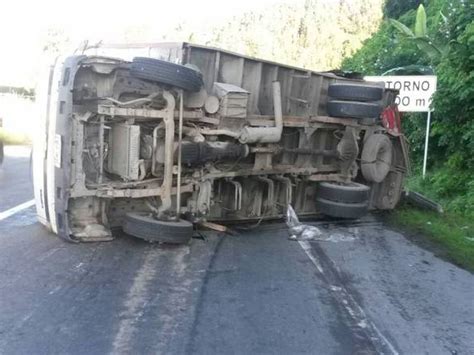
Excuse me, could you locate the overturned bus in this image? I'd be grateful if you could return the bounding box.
[32,42,410,243]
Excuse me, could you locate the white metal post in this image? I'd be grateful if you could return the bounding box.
[422,110,432,179]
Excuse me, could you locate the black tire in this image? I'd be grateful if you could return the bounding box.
[316,198,368,219]
[328,100,383,119]
[318,182,370,203]
[130,57,203,92]
[328,83,384,102]
[123,212,193,244]
[361,134,393,183]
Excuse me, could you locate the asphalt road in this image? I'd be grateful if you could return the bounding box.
[0,146,473,355]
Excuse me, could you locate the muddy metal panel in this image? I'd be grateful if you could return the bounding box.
[124,42,354,117]
[180,43,347,117]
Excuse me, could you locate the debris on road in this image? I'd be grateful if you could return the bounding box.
[286,204,357,242]
[286,204,323,241]
[198,221,236,235]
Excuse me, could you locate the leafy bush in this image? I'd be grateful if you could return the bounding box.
[432,13,474,170]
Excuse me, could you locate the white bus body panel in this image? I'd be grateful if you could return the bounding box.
[33,63,54,228]
[33,57,64,233]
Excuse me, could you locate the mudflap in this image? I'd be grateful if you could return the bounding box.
[369,171,404,210]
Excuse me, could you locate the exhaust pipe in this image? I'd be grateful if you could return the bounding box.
[239,81,283,144]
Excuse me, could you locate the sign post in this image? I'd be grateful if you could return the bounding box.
[422,110,432,178]
[365,75,437,178]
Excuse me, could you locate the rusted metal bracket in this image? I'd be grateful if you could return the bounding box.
[157,91,175,217]
[226,179,242,211]
[273,175,293,206]
[256,176,275,214]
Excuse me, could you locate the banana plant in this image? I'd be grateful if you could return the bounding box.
[389,4,447,62]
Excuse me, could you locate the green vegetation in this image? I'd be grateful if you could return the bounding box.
[391,206,474,272]
[0,128,31,145]
[343,0,474,269]
[389,4,448,61]
[391,171,474,272]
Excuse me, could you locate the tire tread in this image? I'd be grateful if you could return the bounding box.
[130,57,203,92]
[318,182,370,203]
[328,83,384,101]
[316,198,368,219]
[123,212,193,244]
[328,100,383,119]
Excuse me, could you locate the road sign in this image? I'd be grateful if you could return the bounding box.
[365,75,437,112]
[366,75,438,178]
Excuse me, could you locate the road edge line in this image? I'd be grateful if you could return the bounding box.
[298,240,399,355]
[0,199,35,221]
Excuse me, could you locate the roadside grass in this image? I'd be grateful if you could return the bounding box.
[390,206,474,272]
[0,128,31,145]
[385,168,474,272]
[389,169,474,273]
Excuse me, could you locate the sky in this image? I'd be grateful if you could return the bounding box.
[0,0,288,88]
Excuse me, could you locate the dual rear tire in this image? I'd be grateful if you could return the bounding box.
[316,182,370,219]
[327,83,384,121]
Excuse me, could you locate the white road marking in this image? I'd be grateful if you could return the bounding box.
[298,240,399,355]
[0,199,35,222]
[298,240,324,274]
[112,248,162,354]
[152,246,191,354]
